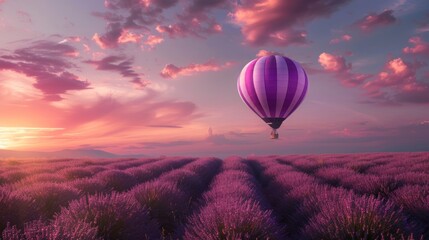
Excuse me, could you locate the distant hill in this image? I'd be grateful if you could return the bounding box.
[0,148,142,159]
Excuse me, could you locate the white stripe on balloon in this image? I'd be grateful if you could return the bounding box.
[281,60,306,118]
[253,56,270,117]
[275,56,289,117]
[238,60,264,118]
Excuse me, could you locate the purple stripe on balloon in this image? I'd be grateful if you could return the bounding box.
[238,76,262,117]
[286,70,308,119]
[264,55,277,117]
[279,57,299,117]
[245,58,267,117]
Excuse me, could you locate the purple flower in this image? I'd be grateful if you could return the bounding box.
[70,177,108,195]
[302,193,415,239]
[14,182,80,219]
[184,199,282,240]
[95,170,137,192]
[0,188,38,232]
[131,181,188,235]
[392,185,429,226]
[54,193,160,240]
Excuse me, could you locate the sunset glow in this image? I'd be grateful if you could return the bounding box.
[0,0,428,156]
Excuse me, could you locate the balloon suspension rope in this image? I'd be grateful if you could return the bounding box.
[270,128,279,139]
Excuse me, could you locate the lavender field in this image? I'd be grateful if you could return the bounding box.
[0,152,428,240]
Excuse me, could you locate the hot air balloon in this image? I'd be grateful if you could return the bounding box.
[237,55,308,139]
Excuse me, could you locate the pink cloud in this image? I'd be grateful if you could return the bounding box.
[319,52,351,72]
[318,52,371,86]
[83,44,91,52]
[355,10,396,31]
[104,0,176,28]
[0,40,90,101]
[155,0,226,38]
[364,58,416,89]
[333,55,429,104]
[403,36,429,55]
[363,58,429,104]
[118,30,143,43]
[156,18,222,38]
[92,0,176,49]
[92,24,144,49]
[330,34,352,44]
[160,61,233,79]
[94,0,225,48]
[92,22,123,49]
[231,0,351,46]
[143,35,164,49]
[58,36,81,45]
[256,49,283,57]
[0,87,202,150]
[85,55,147,87]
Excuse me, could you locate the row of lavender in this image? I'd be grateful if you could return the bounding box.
[0,156,201,238]
[271,153,429,236]
[1,152,428,239]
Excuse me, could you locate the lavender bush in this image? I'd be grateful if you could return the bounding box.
[131,181,187,235]
[0,188,37,232]
[14,182,80,219]
[95,170,137,192]
[184,199,282,240]
[54,193,160,240]
[301,194,415,239]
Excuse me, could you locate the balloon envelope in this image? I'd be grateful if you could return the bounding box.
[237,55,308,129]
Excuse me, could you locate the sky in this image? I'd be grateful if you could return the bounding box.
[0,0,428,157]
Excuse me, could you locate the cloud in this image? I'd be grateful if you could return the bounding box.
[231,0,351,46]
[186,0,227,14]
[256,49,283,57]
[143,35,164,49]
[58,36,82,44]
[160,61,233,79]
[365,58,417,88]
[118,30,143,43]
[155,0,226,38]
[403,36,429,55]
[155,18,222,38]
[319,53,429,104]
[93,0,225,48]
[0,85,202,150]
[85,55,147,87]
[319,52,351,72]
[64,91,199,128]
[318,52,371,86]
[330,34,352,44]
[354,10,396,31]
[104,0,177,28]
[0,40,89,101]
[92,22,124,49]
[363,58,429,104]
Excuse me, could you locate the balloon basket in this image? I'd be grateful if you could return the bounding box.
[270,129,279,139]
